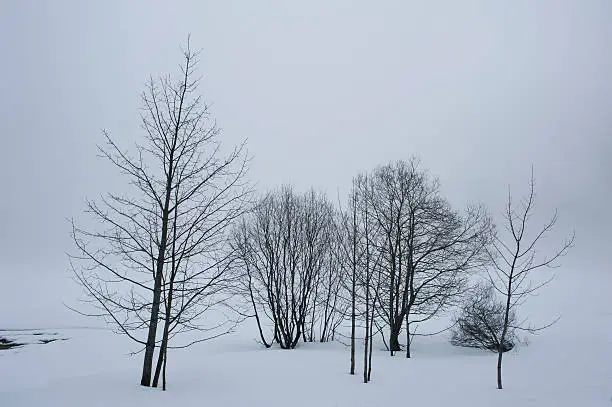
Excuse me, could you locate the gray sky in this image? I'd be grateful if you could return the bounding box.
[1,1,610,324]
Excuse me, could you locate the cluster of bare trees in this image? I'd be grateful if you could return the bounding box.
[230,161,571,389]
[230,159,494,383]
[232,187,344,348]
[334,160,493,382]
[71,40,572,391]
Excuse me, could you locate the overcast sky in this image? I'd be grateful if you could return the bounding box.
[1,1,610,325]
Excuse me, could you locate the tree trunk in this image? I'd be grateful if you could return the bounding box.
[367,305,374,382]
[152,340,165,388]
[253,304,270,348]
[350,288,355,374]
[162,344,168,391]
[247,268,271,348]
[497,349,503,389]
[389,323,401,353]
[405,317,411,358]
[350,203,357,375]
[363,285,369,383]
[152,300,172,387]
[140,270,163,386]
[140,152,174,387]
[389,259,396,356]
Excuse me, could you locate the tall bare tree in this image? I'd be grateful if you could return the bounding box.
[488,172,573,389]
[367,159,492,356]
[70,39,249,388]
[336,178,365,374]
[334,174,384,382]
[358,174,383,383]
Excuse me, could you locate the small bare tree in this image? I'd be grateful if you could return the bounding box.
[451,282,517,352]
[70,39,250,388]
[488,172,573,389]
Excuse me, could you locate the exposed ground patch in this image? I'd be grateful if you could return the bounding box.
[0,337,24,350]
[0,331,68,350]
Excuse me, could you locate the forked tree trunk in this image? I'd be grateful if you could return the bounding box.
[140,141,175,387]
[141,226,170,386]
[152,335,166,387]
[140,254,166,386]
[152,293,172,387]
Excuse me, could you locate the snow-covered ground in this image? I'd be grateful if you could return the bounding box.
[1,270,610,407]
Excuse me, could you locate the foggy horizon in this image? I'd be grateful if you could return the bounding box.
[1,1,610,326]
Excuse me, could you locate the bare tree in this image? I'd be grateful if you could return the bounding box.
[70,39,250,388]
[233,187,335,349]
[488,172,573,389]
[451,282,517,352]
[336,178,365,374]
[358,174,383,383]
[336,174,383,382]
[313,231,346,343]
[367,159,492,356]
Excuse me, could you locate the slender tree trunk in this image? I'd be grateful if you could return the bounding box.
[140,222,171,386]
[368,251,379,383]
[497,350,503,389]
[246,265,270,348]
[140,253,167,386]
[405,315,411,358]
[350,274,356,374]
[363,284,369,383]
[310,281,318,342]
[162,345,168,391]
[375,319,389,351]
[141,272,162,386]
[152,287,172,387]
[498,242,518,389]
[350,197,357,375]
[389,259,396,356]
[152,322,169,387]
[367,302,374,382]
[252,300,270,348]
[363,196,371,383]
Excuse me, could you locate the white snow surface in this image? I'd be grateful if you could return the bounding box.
[1,271,610,407]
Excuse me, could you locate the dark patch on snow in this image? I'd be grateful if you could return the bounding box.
[0,337,24,350]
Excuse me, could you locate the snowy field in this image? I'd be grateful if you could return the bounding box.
[1,270,610,407]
